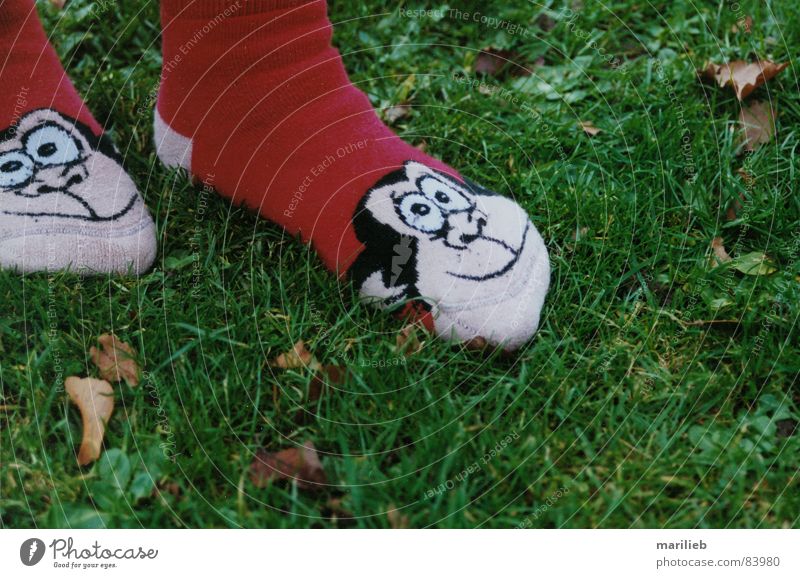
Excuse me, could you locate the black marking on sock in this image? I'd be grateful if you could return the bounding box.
[350,170,424,308]
[1,109,133,223]
[2,192,137,222]
[446,223,530,282]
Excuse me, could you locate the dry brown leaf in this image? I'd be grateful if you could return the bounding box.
[323,497,354,521]
[731,15,753,33]
[273,341,346,423]
[396,323,424,356]
[387,504,410,529]
[250,441,327,490]
[65,377,114,466]
[579,121,601,136]
[271,340,320,370]
[726,194,746,221]
[536,14,556,32]
[474,48,531,78]
[710,237,732,268]
[776,419,797,438]
[571,226,590,241]
[158,481,182,497]
[702,60,788,100]
[307,365,346,403]
[307,375,327,406]
[48,0,67,8]
[89,334,140,386]
[474,48,512,76]
[739,100,776,151]
[321,364,346,384]
[464,336,489,351]
[295,375,327,425]
[384,104,411,124]
[737,168,756,187]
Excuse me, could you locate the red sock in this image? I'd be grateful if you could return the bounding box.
[156,0,549,349]
[0,0,98,134]
[0,0,156,274]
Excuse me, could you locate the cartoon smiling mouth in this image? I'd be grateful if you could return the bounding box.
[446,222,530,282]
[0,110,140,223]
[2,186,139,222]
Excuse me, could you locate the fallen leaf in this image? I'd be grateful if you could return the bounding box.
[737,168,756,187]
[536,14,556,32]
[271,340,320,371]
[396,323,424,356]
[776,419,797,438]
[474,48,531,77]
[307,376,327,405]
[323,497,354,521]
[89,334,140,386]
[273,341,346,422]
[701,60,788,100]
[474,48,512,76]
[579,121,601,136]
[732,251,777,275]
[731,15,753,33]
[65,377,114,466]
[157,481,182,497]
[387,504,410,528]
[250,441,327,490]
[726,194,746,221]
[571,226,590,241]
[307,365,346,403]
[321,364,346,384]
[296,365,347,425]
[464,336,489,351]
[384,103,411,125]
[710,237,732,267]
[48,0,66,8]
[739,100,776,151]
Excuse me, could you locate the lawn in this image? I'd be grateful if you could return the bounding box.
[1,0,798,529]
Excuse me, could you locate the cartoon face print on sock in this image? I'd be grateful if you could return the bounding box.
[0,109,137,222]
[351,161,537,309]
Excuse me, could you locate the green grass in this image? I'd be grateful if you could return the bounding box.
[1,0,799,528]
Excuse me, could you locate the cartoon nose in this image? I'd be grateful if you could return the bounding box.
[34,163,87,194]
[446,208,487,247]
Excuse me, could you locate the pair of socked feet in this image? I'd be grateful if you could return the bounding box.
[0,0,550,351]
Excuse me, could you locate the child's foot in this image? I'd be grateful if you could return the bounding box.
[0,1,155,274]
[156,0,549,350]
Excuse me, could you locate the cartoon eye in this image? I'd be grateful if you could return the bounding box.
[419,176,472,212]
[0,151,34,188]
[397,193,445,233]
[23,124,82,166]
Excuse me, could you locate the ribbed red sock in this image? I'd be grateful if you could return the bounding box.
[0,0,98,133]
[0,0,156,274]
[156,0,550,349]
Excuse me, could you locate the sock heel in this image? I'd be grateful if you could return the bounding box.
[154,108,193,172]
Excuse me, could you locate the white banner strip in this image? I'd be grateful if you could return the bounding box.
[2,530,798,577]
